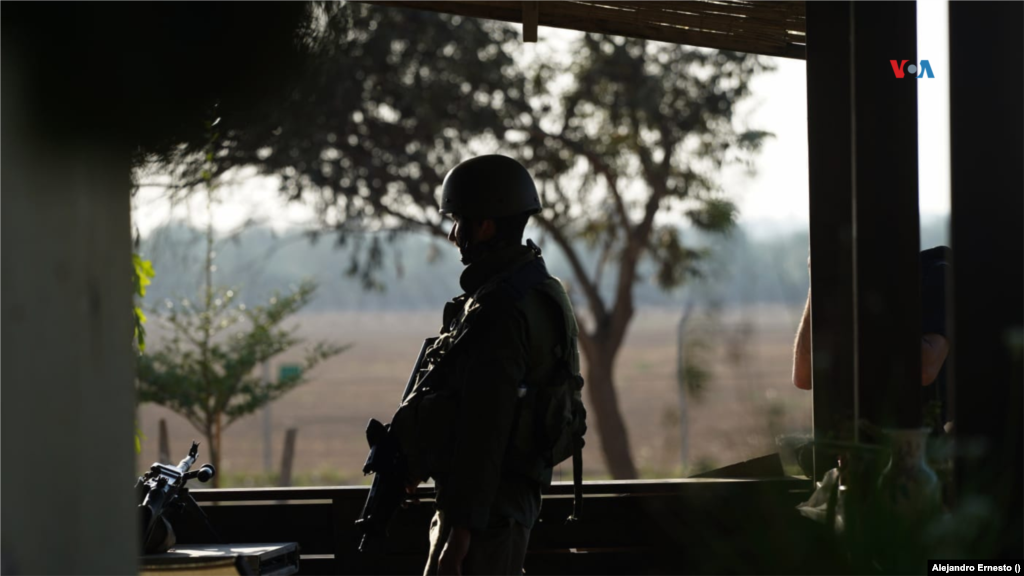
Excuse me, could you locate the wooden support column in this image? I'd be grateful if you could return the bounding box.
[850,2,922,430]
[805,2,856,478]
[1,68,138,574]
[522,1,538,43]
[948,1,1024,558]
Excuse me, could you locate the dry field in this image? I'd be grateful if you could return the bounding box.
[137,305,812,485]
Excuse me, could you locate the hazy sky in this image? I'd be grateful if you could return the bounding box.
[134,2,951,236]
[714,0,950,231]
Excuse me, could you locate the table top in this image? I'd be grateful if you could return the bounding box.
[141,542,299,576]
[143,543,296,559]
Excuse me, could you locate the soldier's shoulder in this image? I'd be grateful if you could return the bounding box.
[534,276,574,308]
[517,277,576,328]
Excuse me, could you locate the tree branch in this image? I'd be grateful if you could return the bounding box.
[594,233,614,289]
[369,192,448,239]
[163,315,206,350]
[608,252,637,352]
[577,312,596,358]
[535,215,607,323]
[541,178,572,224]
[601,169,632,247]
[527,126,633,242]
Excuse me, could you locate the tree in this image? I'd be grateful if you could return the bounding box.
[137,186,348,487]
[505,36,772,477]
[157,4,771,478]
[150,2,521,289]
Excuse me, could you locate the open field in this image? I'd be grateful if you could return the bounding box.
[138,305,811,485]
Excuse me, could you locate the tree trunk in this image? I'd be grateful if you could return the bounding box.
[583,341,638,479]
[205,419,222,489]
[676,303,695,471]
[214,413,224,488]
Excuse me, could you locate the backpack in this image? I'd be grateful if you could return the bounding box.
[389,251,587,519]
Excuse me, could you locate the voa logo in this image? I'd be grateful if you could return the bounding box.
[890,60,935,78]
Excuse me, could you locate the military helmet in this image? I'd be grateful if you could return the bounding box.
[439,155,542,219]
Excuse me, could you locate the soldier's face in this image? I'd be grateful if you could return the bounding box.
[449,216,497,265]
[447,216,495,247]
[447,216,466,246]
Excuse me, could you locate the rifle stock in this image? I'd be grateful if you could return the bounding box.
[355,419,407,553]
[356,337,435,552]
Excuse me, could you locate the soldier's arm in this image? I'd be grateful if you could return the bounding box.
[921,334,949,386]
[920,254,950,386]
[441,303,528,533]
[797,251,950,390]
[792,290,948,387]
[793,287,813,390]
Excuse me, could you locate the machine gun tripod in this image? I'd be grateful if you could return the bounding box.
[136,441,220,554]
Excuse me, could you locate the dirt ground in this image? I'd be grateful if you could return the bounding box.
[137,305,812,485]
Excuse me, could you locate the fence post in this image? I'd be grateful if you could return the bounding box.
[158,418,171,464]
[278,428,298,487]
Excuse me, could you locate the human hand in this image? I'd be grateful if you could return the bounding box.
[405,476,423,493]
[403,477,424,508]
[437,525,471,575]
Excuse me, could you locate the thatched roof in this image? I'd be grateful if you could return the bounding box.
[365,1,806,59]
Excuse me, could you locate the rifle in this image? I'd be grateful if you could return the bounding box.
[355,337,436,553]
[136,441,219,554]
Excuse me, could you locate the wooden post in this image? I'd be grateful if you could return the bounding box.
[522,1,538,43]
[2,79,137,573]
[158,418,171,463]
[948,1,1024,557]
[279,428,298,488]
[804,2,857,478]
[850,2,922,430]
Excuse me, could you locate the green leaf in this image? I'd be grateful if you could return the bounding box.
[686,198,737,232]
[134,309,147,353]
[133,253,155,297]
[134,421,145,454]
[737,129,773,152]
[132,253,155,353]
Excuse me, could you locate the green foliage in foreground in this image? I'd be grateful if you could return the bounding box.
[133,253,155,353]
[133,253,156,454]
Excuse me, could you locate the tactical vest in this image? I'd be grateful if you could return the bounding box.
[389,252,587,515]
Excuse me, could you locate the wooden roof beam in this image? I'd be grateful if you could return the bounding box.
[522,1,538,42]
[363,1,806,60]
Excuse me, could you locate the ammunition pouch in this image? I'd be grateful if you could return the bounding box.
[391,381,459,483]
